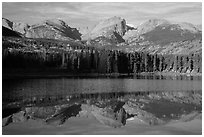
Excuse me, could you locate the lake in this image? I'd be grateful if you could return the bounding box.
[2,75,202,102]
[2,74,202,134]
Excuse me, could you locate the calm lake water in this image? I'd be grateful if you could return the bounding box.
[2,75,202,134]
[2,75,202,103]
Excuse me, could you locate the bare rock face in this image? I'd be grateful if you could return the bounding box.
[123,19,170,41]
[123,19,169,42]
[123,18,201,44]
[123,18,202,56]
[45,104,81,125]
[25,106,56,119]
[12,111,28,123]
[178,22,201,33]
[12,22,30,35]
[137,19,170,35]
[2,18,30,36]
[78,26,91,35]
[81,101,127,128]
[2,115,12,127]
[25,19,82,41]
[196,24,202,31]
[122,30,138,42]
[90,16,127,36]
[82,16,127,44]
[2,18,13,30]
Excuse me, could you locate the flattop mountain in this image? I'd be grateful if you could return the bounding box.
[3,18,82,41]
[25,19,82,41]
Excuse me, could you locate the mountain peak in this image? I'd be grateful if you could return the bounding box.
[126,24,135,28]
[178,22,201,33]
[2,18,13,30]
[43,19,67,27]
[133,18,171,36]
[93,16,125,31]
[82,16,127,44]
[106,16,123,21]
[2,18,30,35]
[146,18,169,24]
[26,18,81,40]
[123,18,201,44]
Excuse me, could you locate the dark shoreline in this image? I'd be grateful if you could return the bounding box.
[2,69,202,80]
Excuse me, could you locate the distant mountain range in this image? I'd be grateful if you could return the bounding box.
[2,17,202,54]
[2,17,202,75]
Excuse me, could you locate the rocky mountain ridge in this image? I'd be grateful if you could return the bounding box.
[81,17,201,49]
[2,17,202,55]
[2,18,82,41]
[25,19,82,41]
[82,16,127,45]
[123,18,201,44]
[2,18,30,36]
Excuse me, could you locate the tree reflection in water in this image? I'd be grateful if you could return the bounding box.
[2,90,202,128]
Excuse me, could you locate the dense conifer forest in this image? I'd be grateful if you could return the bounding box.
[3,37,202,75]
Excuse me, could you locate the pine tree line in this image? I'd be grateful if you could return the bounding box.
[3,47,202,74]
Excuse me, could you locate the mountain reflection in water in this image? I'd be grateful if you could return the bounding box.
[3,90,202,128]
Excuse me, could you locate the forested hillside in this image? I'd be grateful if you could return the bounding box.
[2,36,201,76]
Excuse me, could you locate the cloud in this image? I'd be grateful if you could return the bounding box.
[2,2,202,28]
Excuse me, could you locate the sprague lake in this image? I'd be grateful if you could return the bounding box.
[2,74,202,135]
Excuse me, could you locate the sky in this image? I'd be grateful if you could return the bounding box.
[2,2,202,29]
